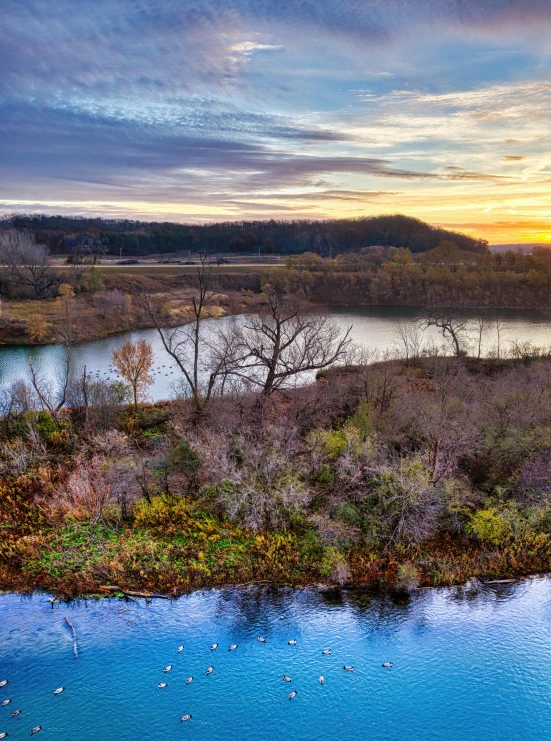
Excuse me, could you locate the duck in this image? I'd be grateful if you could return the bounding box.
[0,732,7,739]
[1,701,10,707]
[257,637,266,643]
[206,666,214,675]
[210,643,218,651]
[0,682,7,689]
[319,676,324,685]
[10,711,20,718]
[288,640,297,645]
[30,728,42,737]
[164,666,172,673]
[52,688,64,695]
[157,683,168,689]
[228,644,238,651]
[343,665,354,671]
[322,649,331,655]
[288,691,297,700]
[180,715,192,722]
[177,646,184,653]
[282,675,292,682]
[185,677,193,685]
[382,662,393,668]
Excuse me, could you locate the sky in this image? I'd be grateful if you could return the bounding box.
[1,0,551,243]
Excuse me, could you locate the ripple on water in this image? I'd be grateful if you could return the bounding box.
[2,579,551,740]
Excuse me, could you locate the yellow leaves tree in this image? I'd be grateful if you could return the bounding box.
[112,339,154,409]
[26,314,49,342]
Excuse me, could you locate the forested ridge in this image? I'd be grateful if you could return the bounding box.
[1,213,487,256]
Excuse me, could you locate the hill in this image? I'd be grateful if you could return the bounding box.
[0,213,488,257]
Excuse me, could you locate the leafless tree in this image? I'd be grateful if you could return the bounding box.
[394,320,424,361]
[422,312,469,357]
[495,317,507,359]
[137,257,237,412]
[218,292,352,395]
[0,230,58,299]
[471,316,490,359]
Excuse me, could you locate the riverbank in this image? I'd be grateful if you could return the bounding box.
[0,272,265,346]
[1,524,548,600]
[3,355,551,599]
[4,254,551,346]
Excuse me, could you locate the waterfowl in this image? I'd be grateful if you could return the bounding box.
[185,677,193,685]
[322,649,331,655]
[52,688,64,695]
[210,643,218,651]
[10,711,21,718]
[319,676,324,685]
[164,666,172,673]
[180,715,192,722]
[177,646,184,653]
[228,644,238,651]
[157,683,168,689]
[0,732,7,738]
[206,666,214,675]
[288,640,297,645]
[288,691,297,700]
[30,728,42,736]
[1,701,10,707]
[382,662,393,668]
[0,682,7,689]
[282,676,292,682]
[257,637,266,643]
[343,665,354,671]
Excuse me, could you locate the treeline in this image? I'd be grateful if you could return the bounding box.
[278,249,551,309]
[0,213,487,256]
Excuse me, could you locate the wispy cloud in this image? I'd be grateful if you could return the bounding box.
[2,1,551,240]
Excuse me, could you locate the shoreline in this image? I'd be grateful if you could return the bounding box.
[0,571,536,602]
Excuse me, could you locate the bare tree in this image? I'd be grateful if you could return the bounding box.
[394,320,424,361]
[0,230,58,299]
[220,292,352,395]
[495,317,507,359]
[422,312,469,357]
[137,257,225,412]
[472,316,490,359]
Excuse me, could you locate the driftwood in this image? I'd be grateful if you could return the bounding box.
[99,586,171,599]
[483,578,517,585]
[64,616,77,638]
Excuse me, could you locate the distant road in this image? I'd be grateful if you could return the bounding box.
[53,262,283,274]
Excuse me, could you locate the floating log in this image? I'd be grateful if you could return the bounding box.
[64,616,77,638]
[99,586,170,599]
[483,578,517,585]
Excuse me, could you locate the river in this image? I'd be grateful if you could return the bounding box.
[1,578,551,740]
[1,306,550,402]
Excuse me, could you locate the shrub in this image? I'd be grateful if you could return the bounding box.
[467,507,511,545]
[395,562,419,592]
[319,546,350,585]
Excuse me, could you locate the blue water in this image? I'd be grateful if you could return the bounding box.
[2,579,551,740]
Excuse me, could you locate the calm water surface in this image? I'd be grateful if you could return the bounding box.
[1,306,551,402]
[2,579,551,740]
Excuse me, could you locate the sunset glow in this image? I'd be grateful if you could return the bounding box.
[2,1,551,243]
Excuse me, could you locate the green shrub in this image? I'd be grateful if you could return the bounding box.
[334,502,359,525]
[467,507,511,545]
[36,411,58,442]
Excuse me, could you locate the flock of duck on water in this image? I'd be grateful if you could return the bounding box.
[0,636,393,733]
[0,677,46,737]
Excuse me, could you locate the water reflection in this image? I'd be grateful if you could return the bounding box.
[2,579,551,739]
[1,306,551,402]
